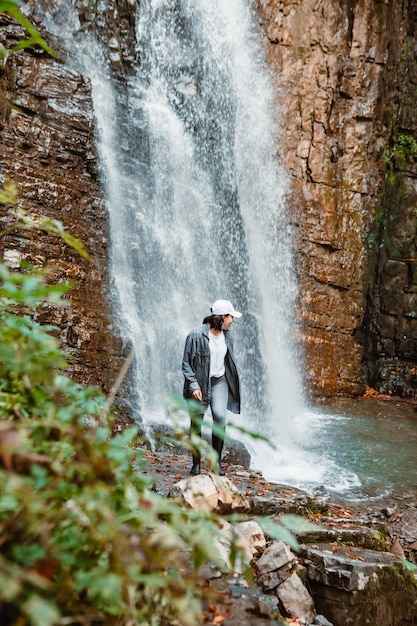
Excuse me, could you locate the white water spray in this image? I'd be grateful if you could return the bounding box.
[131,0,306,432]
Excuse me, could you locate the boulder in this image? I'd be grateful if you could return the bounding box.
[276,572,317,624]
[234,520,266,557]
[214,519,252,574]
[256,540,297,576]
[222,439,251,469]
[301,543,417,626]
[170,474,250,513]
[256,540,298,592]
[206,574,281,624]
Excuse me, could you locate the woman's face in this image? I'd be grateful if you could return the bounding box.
[221,314,234,331]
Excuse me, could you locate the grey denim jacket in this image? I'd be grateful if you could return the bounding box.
[182,323,240,414]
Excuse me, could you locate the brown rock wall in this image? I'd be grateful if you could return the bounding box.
[0,15,120,392]
[257,0,407,397]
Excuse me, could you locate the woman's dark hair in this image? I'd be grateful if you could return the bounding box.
[203,314,224,331]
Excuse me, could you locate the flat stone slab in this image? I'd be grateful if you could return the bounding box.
[300,543,417,626]
[301,542,402,592]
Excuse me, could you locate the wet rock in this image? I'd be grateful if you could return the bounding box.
[301,543,417,626]
[249,592,280,620]
[302,543,402,592]
[390,538,406,560]
[276,572,316,624]
[205,575,282,626]
[257,540,296,577]
[223,439,251,469]
[313,616,334,626]
[258,0,417,398]
[170,474,250,514]
[297,515,389,552]
[259,567,294,594]
[256,540,297,592]
[384,504,398,518]
[253,539,321,622]
[0,15,120,393]
[234,520,266,557]
[147,448,417,624]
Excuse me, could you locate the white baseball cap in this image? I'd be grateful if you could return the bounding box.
[211,299,242,318]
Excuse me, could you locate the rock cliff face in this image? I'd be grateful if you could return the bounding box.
[2,1,417,402]
[0,14,121,392]
[258,0,417,399]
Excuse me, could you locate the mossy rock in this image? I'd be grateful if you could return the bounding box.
[301,543,417,625]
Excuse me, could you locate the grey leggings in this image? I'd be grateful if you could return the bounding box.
[210,374,228,426]
[190,374,228,435]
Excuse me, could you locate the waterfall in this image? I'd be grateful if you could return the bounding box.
[132,0,304,422]
[33,0,358,490]
[137,0,307,433]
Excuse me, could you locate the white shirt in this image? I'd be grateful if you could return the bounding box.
[209,330,227,378]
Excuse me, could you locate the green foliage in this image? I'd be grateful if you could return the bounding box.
[389,133,417,171]
[0,263,230,625]
[404,559,417,572]
[0,179,18,205]
[257,514,319,552]
[0,202,231,624]
[0,181,91,261]
[0,1,310,622]
[0,0,58,60]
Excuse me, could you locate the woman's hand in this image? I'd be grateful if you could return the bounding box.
[192,389,202,402]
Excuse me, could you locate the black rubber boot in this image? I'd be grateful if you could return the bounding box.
[212,434,225,476]
[190,453,201,476]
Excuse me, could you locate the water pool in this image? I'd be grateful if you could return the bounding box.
[248,397,417,502]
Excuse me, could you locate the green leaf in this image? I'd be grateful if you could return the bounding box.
[278,514,320,534]
[30,465,50,489]
[88,572,123,604]
[2,2,58,59]
[0,1,24,8]
[16,214,92,261]
[404,559,417,571]
[0,493,19,512]
[0,572,21,600]
[0,243,235,626]
[59,231,91,260]
[261,520,300,551]
[228,423,274,445]
[12,543,46,567]
[112,426,138,446]
[23,595,60,626]
[256,515,319,552]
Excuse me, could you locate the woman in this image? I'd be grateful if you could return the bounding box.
[182,299,241,476]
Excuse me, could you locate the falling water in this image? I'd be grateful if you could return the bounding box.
[134,0,307,438]
[32,0,361,493]
[126,0,305,429]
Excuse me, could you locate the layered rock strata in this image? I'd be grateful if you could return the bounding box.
[258,0,417,398]
[0,15,120,391]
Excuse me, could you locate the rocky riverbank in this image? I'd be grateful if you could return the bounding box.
[141,441,417,626]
